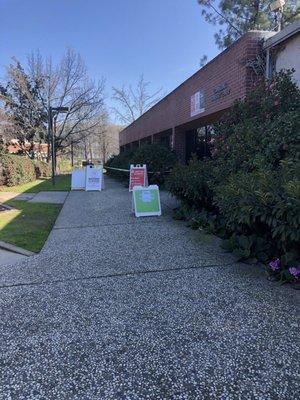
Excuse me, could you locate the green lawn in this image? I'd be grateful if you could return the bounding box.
[0,200,62,252]
[0,175,71,193]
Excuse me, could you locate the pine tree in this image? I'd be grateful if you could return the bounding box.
[198,0,300,49]
[0,59,46,155]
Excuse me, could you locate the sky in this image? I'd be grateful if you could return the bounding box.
[0,0,219,121]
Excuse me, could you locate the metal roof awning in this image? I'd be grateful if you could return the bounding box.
[263,20,300,49]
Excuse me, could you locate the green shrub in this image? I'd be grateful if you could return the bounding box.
[0,155,53,186]
[168,72,300,278]
[106,144,177,185]
[34,160,51,178]
[0,154,36,186]
[211,71,300,184]
[106,149,134,182]
[221,234,272,263]
[215,168,300,263]
[166,155,214,210]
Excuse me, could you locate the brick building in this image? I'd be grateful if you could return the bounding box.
[120,30,274,162]
[6,139,48,160]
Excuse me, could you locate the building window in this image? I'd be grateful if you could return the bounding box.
[153,129,172,149]
[159,134,171,149]
[140,136,152,146]
[132,140,139,149]
[191,90,205,117]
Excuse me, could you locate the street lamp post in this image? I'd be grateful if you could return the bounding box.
[71,140,74,167]
[48,106,69,186]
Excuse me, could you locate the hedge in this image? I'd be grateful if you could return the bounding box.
[34,160,52,179]
[0,154,51,186]
[106,143,178,186]
[167,72,300,285]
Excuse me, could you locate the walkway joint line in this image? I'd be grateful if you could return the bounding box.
[53,219,172,230]
[0,261,234,290]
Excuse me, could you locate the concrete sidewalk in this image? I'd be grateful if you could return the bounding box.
[0,241,34,267]
[0,248,28,266]
[0,192,35,202]
[0,190,68,204]
[29,191,68,204]
[0,177,299,399]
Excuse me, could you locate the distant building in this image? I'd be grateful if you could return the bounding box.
[6,139,48,161]
[120,25,299,163]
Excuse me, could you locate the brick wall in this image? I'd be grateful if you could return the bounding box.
[120,31,272,150]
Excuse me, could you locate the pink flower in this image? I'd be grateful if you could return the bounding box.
[288,267,300,278]
[269,258,280,271]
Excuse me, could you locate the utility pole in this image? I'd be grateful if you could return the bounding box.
[47,107,51,164]
[71,140,74,167]
[48,106,56,186]
[53,114,58,173]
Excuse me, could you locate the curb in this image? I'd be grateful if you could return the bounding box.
[0,241,35,256]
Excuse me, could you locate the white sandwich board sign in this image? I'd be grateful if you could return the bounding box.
[85,165,103,191]
[71,169,86,190]
[95,164,105,189]
[132,185,161,217]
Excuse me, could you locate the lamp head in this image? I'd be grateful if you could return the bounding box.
[52,106,69,113]
[270,0,285,12]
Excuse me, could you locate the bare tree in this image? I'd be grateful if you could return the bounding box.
[73,112,108,162]
[27,48,106,154]
[96,123,121,164]
[112,74,162,125]
[79,111,121,164]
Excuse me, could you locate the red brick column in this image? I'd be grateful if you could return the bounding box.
[173,127,186,163]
